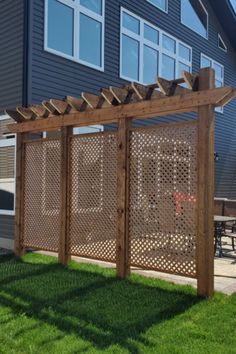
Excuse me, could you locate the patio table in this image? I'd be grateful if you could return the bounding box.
[214,216,236,257]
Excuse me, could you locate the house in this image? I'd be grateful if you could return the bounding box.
[0,0,236,250]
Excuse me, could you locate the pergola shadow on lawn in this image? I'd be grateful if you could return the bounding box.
[0,253,201,353]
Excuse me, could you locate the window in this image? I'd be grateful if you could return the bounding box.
[218,34,227,52]
[147,0,168,13]
[120,8,192,84]
[0,116,16,216]
[45,0,105,71]
[181,0,208,39]
[201,54,224,113]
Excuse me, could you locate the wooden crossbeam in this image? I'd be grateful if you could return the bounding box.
[16,107,36,120]
[5,110,26,123]
[66,96,89,112]
[30,105,50,118]
[183,71,199,91]
[215,88,236,107]
[7,87,233,133]
[157,77,190,96]
[50,99,71,114]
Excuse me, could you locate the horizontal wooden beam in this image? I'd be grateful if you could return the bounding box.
[7,87,234,133]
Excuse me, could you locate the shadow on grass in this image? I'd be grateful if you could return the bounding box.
[0,253,201,353]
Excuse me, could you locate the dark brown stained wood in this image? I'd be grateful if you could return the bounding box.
[157,77,190,96]
[117,118,131,278]
[58,126,72,265]
[16,107,36,120]
[5,110,25,123]
[30,104,50,118]
[7,86,233,133]
[81,92,110,109]
[14,133,25,257]
[183,71,199,91]
[42,101,60,115]
[50,99,71,114]
[66,96,89,111]
[197,67,215,299]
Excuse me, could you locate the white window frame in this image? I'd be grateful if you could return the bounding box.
[120,8,192,84]
[218,34,227,52]
[147,0,168,13]
[200,53,224,114]
[0,115,16,216]
[180,0,208,39]
[44,0,105,71]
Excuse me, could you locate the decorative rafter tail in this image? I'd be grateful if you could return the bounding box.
[16,107,37,121]
[81,92,110,109]
[183,71,199,91]
[65,96,89,112]
[157,77,190,96]
[100,88,118,105]
[5,109,26,123]
[215,88,236,107]
[30,105,50,119]
[49,99,71,114]
[42,101,60,115]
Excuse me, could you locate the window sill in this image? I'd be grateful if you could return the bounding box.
[44,47,104,73]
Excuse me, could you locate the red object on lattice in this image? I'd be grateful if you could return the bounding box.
[173,192,196,216]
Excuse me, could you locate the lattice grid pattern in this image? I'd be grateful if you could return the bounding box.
[69,133,117,262]
[128,122,197,277]
[22,139,61,251]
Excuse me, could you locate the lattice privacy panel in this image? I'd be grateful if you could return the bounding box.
[69,133,117,262]
[22,139,61,251]
[128,122,197,277]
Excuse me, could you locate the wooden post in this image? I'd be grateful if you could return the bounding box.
[197,67,215,298]
[14,132,25,257]
[116,118,131,278]
[58,126,71,265]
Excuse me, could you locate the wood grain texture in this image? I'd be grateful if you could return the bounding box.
[116,118,131,278]
[197,68,215,298]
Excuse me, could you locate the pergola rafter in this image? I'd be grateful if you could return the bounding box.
[6,70,236,134]
[7,68,236,299]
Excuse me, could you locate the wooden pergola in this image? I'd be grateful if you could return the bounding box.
[7,68,236,298]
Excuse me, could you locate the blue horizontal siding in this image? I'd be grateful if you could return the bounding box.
[0,0,24,112]
[29,0,236,198]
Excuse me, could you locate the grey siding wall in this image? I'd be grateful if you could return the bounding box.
[0,0,25,113]
[29,0,236,198]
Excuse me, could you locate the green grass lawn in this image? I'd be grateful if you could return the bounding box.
[0,253,235,354]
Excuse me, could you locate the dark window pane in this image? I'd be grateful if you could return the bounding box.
[47,0,74,56]
[181,0,207,38]
[79,14,102,67]
[0,190,14,211]
[122,35,139,81]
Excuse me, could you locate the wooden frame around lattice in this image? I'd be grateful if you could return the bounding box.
[8,68,236,299]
